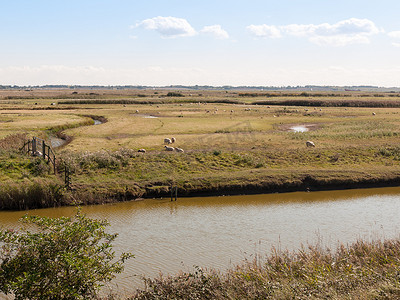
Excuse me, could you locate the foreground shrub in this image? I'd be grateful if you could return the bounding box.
[0,209,133,299]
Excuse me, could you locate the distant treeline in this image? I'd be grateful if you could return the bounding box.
[1,84,399,92]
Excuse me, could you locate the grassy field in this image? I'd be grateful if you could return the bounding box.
[1,89,400,208]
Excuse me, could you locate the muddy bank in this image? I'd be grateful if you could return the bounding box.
[142,174,400,199]
[2,172,400,211]
[65,171,400,208]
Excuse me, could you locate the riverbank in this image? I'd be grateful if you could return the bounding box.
[1,142,400,210]
[129,237,400,299]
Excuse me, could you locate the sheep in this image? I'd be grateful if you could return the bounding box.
[135,110,139,113]
[164,138,172,144]
[306,141,315,147]
[138,149,146,153]
[372,112,376,116]
[175,147,184,153]
[164,146,174,151]
[171,137,176,143]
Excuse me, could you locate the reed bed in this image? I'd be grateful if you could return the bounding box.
[130,239,400,299]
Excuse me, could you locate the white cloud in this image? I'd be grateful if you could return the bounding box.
[200,25,229,39]
[248,18,381,46]
[309,35,370,47]
[387,31,400,47]
[246,24,281,38]
[388,31,400,39]
[134,16,196,38]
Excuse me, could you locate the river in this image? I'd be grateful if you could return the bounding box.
[1,187,400,296]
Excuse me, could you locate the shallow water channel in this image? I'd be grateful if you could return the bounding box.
[1,187,400,295]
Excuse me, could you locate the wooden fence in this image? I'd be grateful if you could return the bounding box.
[21,137,57,174]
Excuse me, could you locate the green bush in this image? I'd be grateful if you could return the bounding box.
[0,209,133,299]
[166,92,184,97]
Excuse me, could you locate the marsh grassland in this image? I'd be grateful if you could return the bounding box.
[3,89,400,299]
[1,89,400,208]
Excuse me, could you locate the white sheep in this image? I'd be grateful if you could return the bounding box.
[138,149,146,153]
[372,112,376,116]
[175,147,184,153]
[164,138,172,144]
[164,146,174,151]
[306,141,315,147]
[171,137,176,143]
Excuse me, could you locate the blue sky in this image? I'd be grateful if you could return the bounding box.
[1,0,400,86]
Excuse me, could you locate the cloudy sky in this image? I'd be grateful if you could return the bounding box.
[1,0,400,87]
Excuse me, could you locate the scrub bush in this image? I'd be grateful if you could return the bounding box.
[0,209,133,299]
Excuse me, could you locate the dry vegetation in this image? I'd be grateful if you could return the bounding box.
[130,238,400,299]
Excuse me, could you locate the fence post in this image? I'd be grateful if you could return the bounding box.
[42,140,46,159]
[170,185,178,201]
[32,137,36,155]
[65,166,71,189]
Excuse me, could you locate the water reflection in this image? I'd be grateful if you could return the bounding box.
[1,187,400,294]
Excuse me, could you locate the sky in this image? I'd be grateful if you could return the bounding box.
[1,0,400,87]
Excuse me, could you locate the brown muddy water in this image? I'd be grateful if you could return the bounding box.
[1,187,400,296]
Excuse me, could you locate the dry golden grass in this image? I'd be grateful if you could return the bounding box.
[1,92,400,154]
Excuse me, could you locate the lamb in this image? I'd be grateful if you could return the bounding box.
[175,147,184,153]
[138,149,146,153]
[306,141,315,147]
[164,138,172,144]
[171,137,176,143]
[164,146,174,151]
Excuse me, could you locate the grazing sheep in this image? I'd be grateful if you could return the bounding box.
[372,112,376,116]
[135,110,139,113]
[164,138,172,144]
[171,137,176,143]
[306,141,315,147]
[164,146,174,151]
[138,149,146,153]
[175,147,184,153]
